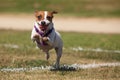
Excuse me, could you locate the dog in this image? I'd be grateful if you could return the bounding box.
[31,11,63,68]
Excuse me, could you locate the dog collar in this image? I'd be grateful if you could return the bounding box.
[34,25,44,36]
[34,25,54,46]
[44,27,54,37]
[34,25,54,37]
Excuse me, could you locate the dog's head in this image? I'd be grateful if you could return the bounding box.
[35,11,57,31]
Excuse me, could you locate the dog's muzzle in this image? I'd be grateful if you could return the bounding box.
[38,21,50,31]
[41,21,46,26]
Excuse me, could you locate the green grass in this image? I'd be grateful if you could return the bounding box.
[61,32,120,50]
[0,30,120,80]
[0,0,120,17]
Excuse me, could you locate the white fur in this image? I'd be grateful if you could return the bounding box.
[37,11,50,25]
[31,21,63,68]
[44,11,47,20]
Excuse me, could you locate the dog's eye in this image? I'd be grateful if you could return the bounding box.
[47,16,52,19]
[37,15,41,19]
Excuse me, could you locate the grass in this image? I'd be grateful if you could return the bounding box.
[0,67,120,80]
[0,0,120,17]
[61,32,120,50]
[0,30,120,80]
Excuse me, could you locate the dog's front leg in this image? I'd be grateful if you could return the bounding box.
[54,47,62,69]
[42,32,56,46]
[32,34,42,44]
[42,37,53,46]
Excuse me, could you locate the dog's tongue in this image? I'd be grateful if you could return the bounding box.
[40,25,48,31]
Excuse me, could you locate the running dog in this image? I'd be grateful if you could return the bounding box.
[31,11,63,68]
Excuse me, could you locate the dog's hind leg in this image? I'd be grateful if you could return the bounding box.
[45,52,50,60]
[54,47,62,69]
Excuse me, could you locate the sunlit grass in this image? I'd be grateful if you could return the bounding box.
[0,67,120,80]
[0,30,120,80]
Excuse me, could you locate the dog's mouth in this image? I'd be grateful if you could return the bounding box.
[40,25,49,31]
[37,22,50,31]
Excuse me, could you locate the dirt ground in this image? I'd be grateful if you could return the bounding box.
[0,14,120,34]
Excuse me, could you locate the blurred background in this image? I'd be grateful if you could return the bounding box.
[0,0,120,17]
[0,0,120,33]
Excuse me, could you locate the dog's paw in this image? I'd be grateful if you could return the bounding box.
[53,63,60,69]
[32,34,41,42]
[33,34,39,39]
[42,37,49,42]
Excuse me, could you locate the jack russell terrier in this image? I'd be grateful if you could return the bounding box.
[31,11,63,68]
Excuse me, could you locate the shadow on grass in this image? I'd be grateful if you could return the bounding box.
[50,65,77,71]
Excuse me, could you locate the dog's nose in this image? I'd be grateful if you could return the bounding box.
[41,21,46,26]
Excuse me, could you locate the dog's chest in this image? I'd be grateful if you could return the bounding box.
[37,43,53,51]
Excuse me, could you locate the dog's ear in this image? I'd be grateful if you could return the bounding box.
[35,10,39,16]
[52,11,58,14]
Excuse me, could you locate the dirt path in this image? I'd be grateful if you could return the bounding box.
[0,14,120,33]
